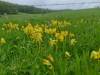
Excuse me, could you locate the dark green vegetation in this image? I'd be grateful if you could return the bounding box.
[0,8,100,75]
[0,1,50,14]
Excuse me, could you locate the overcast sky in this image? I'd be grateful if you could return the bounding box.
[1,0,100,10]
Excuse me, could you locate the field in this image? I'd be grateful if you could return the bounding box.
[0,9,100,75]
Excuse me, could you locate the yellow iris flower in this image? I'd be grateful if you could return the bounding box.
[49,39,58,47]
[70,39,77,46]
[0,38,6,45]
[90,49,100,60]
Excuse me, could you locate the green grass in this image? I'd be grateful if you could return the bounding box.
[0,8,100,75]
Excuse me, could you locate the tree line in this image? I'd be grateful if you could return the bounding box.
[0,1,51,15]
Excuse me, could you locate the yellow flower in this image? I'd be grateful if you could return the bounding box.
[0,38,6,45]
[42,59,53,70]
[70,39,77,46]
[34,25,43,33]
[90,50,100,60]
[24,24,43,43]
[61,31,68,37]
[49,39,58,47]
[55,31,68,42]
[65,51,71,58]
[47,54,54,62]
[31,32,43,42]
[3,22,19,31]
[55,32,64,42]
[42,59,51,66]
[42,54,54,70]
[58,35,64,42]
[24,23,34,36]
[45,28,56,35]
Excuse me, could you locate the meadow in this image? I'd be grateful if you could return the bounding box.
[0,9,100,75]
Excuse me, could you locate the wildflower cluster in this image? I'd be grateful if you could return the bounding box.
[51,20,71,28]
[23,20,77,47]
[24,23,43,43]
[2,22,19,31]
[55,31,68,42]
